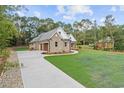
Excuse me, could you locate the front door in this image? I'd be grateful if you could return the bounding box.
[44,43,48,51]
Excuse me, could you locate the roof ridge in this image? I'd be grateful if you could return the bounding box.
[30,27,72,43]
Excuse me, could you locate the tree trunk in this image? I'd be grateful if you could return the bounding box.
[83,32,86,45]
[112,39,114,50]
[83,40,85,45]
[109,27,114,50]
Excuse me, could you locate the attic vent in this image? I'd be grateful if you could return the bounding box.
[59,32,61,34]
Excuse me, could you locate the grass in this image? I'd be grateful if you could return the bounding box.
[15,47,28,51]
[45,47,124,88]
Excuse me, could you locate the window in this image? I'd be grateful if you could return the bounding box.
[59,32,61,34]
[55,34,58,37]
[55,42,58,47]
[65,42,67,47]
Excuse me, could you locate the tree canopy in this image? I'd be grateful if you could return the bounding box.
[0,5,23,51]
[1,5,124,51]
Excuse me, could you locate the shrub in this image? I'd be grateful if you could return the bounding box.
[3,61,19,71]
[0,49,10,75]
[115,39,124,51]
[0,49,10,58]
[78,46,82,49]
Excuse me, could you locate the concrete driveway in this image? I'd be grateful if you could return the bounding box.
[17,51,84,88]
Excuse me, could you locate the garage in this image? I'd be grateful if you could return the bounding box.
[43,43,48,51]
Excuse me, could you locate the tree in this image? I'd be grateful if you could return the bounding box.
[104,15,116,49]
[78,19,92,45]
[92,20,98,43]
[26,17,40,43]
[0,5,23,52]
[37,18,59,33]
[114,25,124,50]
[12,16,41,45]
[98,26,106,40]
[73,21,81,44]
[63,24,73,33]
[57,21,65,28]
[0,19,17,51]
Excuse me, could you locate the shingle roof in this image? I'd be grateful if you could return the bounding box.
[30,27,76,43]
[30,28,57,43]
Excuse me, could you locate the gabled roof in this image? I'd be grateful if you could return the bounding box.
[30,28,57,43]
[56,27,69,40]
[30,27,76,43]
[68,34,76,42]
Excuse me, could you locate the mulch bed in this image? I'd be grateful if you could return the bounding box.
[0,49,24,88]
[0,57,4,64]
[0,57,6,76]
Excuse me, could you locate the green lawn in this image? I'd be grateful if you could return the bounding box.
[15,47,28,51]
[45,49,124,88]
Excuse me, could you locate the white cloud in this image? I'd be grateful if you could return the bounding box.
[63,15,73,20]
[120,6,124,11]
[91,18,96,22]
[66,5,93,16]
[33,11,41,18]
[57,6,65,14]
[56,5,93,20]
[110,6,124,12]
[100,17,105,23]
[100,17,106,26]
[110,6,117,12]
[17,11,25,16]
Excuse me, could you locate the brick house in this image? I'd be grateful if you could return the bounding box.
[29,27,76,53]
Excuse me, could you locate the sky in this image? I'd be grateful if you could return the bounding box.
[17,5,124,25]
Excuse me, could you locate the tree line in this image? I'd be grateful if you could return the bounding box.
[1,5,124,51]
